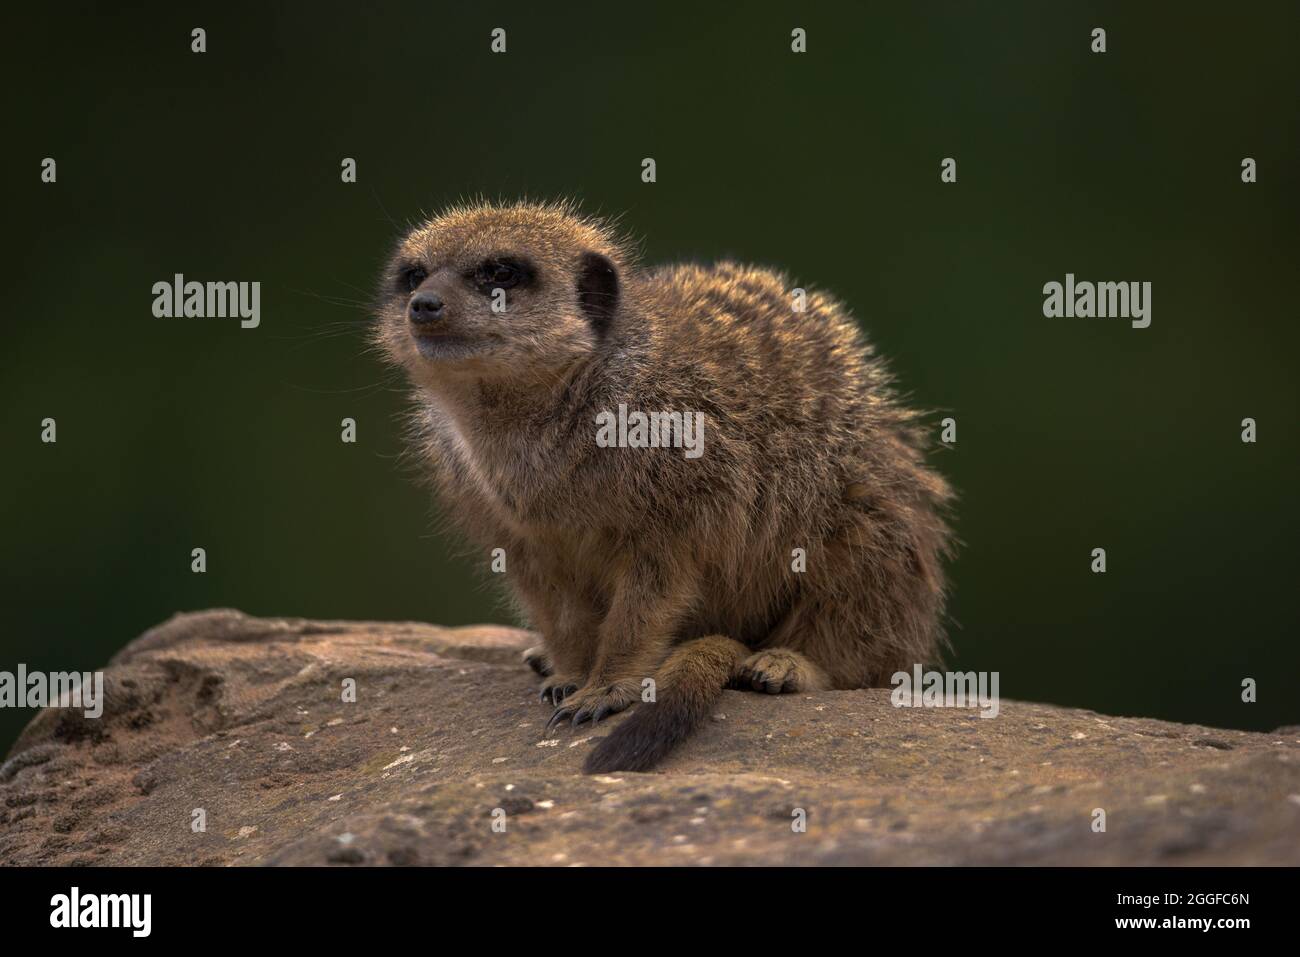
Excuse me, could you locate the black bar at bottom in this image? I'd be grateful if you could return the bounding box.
[0,865,1283,942]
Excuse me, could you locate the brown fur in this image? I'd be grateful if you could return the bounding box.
[373,199,954,773]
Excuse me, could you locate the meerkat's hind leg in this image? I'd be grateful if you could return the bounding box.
[734,648,829,694]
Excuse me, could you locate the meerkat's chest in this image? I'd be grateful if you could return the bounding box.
[430,413,563,541]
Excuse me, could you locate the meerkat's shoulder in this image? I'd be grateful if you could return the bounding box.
[642,259,788,297]
[631,258,865,357]
[640,259,851,317]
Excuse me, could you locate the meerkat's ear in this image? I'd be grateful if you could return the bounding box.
[577,252,619,333]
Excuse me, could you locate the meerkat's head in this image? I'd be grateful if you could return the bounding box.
[375,200,630,385]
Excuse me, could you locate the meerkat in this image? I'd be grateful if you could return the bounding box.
[373,199,953,773]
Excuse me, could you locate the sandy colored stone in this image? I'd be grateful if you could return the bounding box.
[2,609,1297,866]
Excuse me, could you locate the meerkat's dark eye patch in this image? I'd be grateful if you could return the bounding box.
[577,252,619,333]
[398,265,428,293]
[471,257,534,294]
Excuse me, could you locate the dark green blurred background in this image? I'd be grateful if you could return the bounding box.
[4,2,1298,755]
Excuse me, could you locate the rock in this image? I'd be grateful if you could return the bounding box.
[2,609,1297,866]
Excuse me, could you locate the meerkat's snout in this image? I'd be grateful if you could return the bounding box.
[408,291,444,325]
[403,267,482,361]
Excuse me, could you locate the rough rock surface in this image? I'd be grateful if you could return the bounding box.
[2,609,1297,866]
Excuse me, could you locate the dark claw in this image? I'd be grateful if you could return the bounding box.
[541,682,576,706]
[590,704,613,725]
[545,707,572,735]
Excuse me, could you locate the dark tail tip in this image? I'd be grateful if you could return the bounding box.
[583,694,703,774]
[583,634,745,774]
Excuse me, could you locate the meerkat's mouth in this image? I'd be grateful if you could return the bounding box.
[410,332,492,362]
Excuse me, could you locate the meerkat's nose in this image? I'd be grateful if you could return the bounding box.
[408,293,445,325]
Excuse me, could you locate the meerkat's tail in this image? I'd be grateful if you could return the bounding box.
[583,635,748,774]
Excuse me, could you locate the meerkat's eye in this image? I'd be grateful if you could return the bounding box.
[473,258,528,293]
[399,265,427,292]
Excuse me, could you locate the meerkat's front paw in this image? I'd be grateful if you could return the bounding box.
[545,679,639,733]
[522,645,554,677]
[735,649,829,694]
